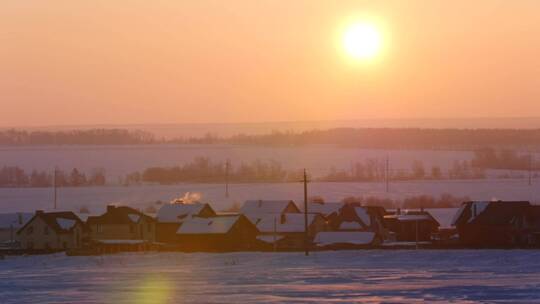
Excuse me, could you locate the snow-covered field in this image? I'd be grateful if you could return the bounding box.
[0,144,474,179]
[1,179,539,214]
[1,250,539,303]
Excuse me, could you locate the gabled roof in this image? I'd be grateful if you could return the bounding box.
[255,213,321,233]
[385,210,440,226]
[87,206,155,226]
[176,215,248,235]
[307,202,344,216]
[17,211,84,235]
[240,200,300,215]
[156,203,215,223]
[452,201,531,226]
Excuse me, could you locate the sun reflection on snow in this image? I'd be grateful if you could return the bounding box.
[134,274,174,304]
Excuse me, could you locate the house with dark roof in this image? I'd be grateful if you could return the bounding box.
[175,214,259,252]
[452,201,540,247]
[86,205,156,246]
[156,202,216,243]
[0,212,33,247]
[254,213,327,250]
[384,209,440,242]
[16,210,86,250]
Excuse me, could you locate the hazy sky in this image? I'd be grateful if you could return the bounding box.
[1,1,539,126]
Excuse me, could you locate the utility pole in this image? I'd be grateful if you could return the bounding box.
[303,169,309,256]
[53,167,58,210]
[385,156,390,193]
[225,159,230,198]
[529,153,533,186]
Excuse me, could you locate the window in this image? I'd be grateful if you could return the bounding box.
[97,224,103,233]
[44,226,49,235]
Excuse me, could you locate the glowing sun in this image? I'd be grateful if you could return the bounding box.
[343,22,382,61]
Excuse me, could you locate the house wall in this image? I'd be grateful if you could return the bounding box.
[89,219,155,242]
[17,217,83,250]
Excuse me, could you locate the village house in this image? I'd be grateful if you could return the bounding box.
[175,214,259,251]
[16,211,86,251]
[254,213,327,250]
[0,212,33,248]
[156,201,216,243]
[452,201,540,247]
[307,201,344,225]
[86,205,156,250]
[384,209,440,242]
[240,200,301,223]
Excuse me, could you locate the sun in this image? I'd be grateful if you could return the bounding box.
[342,22,382,61]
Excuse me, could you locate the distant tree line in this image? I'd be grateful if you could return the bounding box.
[4,128,540,150]
[125,157,303,184]
[0,166,106,188]
[319,159,485,182]
[0,129,155,145]
[471,148,538,170]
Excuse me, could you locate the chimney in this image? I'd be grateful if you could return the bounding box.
[107,205,116,213]
[36,210,44,215]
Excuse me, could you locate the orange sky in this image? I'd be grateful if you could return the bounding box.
[1,1,539,126]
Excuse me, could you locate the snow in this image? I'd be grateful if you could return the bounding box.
[156,203,207,223]
[315,231,375,245]
[127,214,140,223]
[56,218,76,230]
[256,235,285,244]
[354,207,371,226]
[1,250,540,303]
[468,201,490,223]
[176,216,239,234]
[426,208,458,228]
[339,221,362,230]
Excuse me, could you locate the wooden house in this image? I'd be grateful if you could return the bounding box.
[86,205,156,249]
[452,201,540,247]
[155,202,216,243]
[384,209,440,242]
[16,210,86,251]
[175,215,259,252]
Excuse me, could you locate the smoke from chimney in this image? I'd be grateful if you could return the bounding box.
[171,192,202,205]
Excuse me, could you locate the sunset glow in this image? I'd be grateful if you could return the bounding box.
[343,22,382,61]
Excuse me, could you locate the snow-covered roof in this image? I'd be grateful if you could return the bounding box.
[354,207,371,226]
[157,203,209,223]
[307,202,343,216]
[339,221,362,230]
[176,216,240,234]
[255,213,319,233]
[128,214,141,223]
[256,235,285,244]
[314,231,375,246]
[56,218,76,230]
[426,208,458,228]
[468,201,490,223]
[240,200,299,215]
[0,213,33,229]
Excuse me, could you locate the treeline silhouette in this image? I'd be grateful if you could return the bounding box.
[3,128,540,149]
[0,166,106,188]
[472,148,539,170]
[340,193,471,209]
[0,129,155,145]
[125,157,303,184]
[320,159,485,182]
